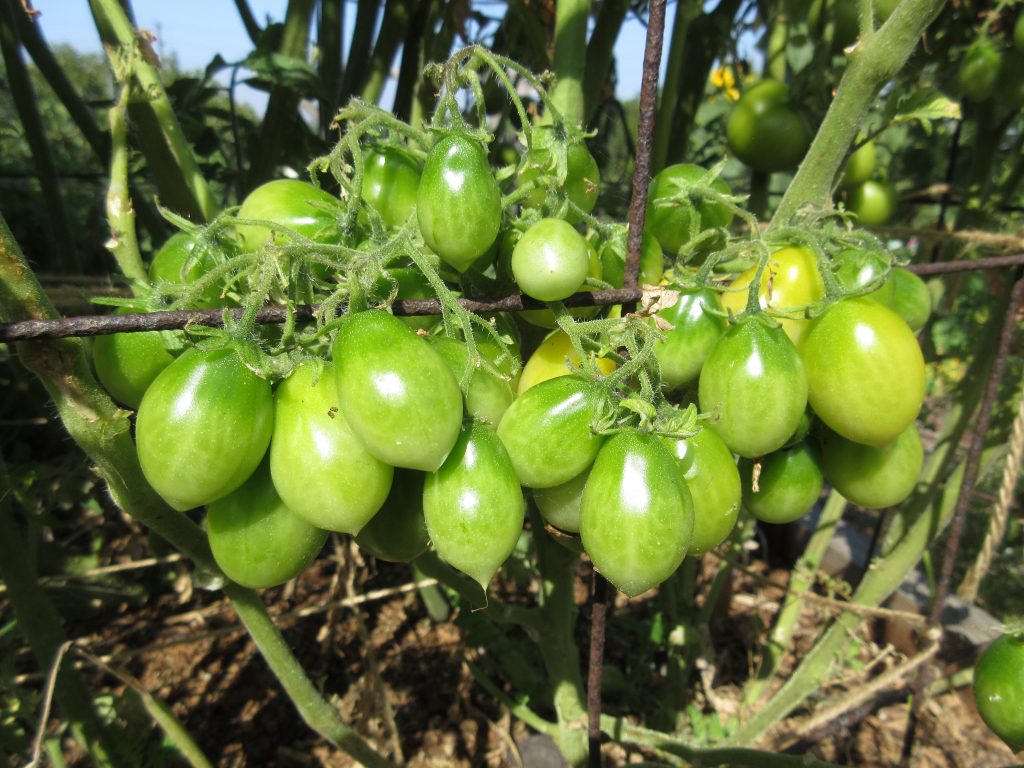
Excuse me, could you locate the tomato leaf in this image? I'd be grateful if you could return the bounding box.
[883,87,961,135]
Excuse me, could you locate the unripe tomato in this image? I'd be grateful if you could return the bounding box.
[517,330,616,395]
[884,268,932,331]
[362,146,421,227]
[417,133,502,272]
[92,309,174,410]
[580,430,694,597]
[654,287,727,390]
[719,246,825,345]
[333,310,463,471]
[511,217,591,302]
[819,424,923,508]
[428,336,515,426]
[741,442,824,524]
[800,297,925,447]
[355,469,429,563]
[270,362,393,533]
[206,463,327,589]
[369,267,440,332]
[599,230,665,289]
[516,129,600,223]
[663,426,741,556]
[423,421,525,590]
[533,467,590,533]
[644,163,734,258]
[149,232,226,308]
[497,375,607,488]
[840,141,876,188]
[726,81,812,173]
[845,180,897,226]
[519,238,604,327]
[973,633,1024,753]
[236,179,343,252]
[698,319,808,459]
[136,347,274,511]
[959,39,1002,102]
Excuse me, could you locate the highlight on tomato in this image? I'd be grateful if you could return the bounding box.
[235,179,344,252]
[511,217,591,302]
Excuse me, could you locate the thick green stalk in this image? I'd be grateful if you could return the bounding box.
[550,0,590,127]
[650,0,697,173]
[742,491,847,706]
[764,5,788,81]
[339,0,381,103]
[318,0,344,135]
[534,531,588,766]
[582,0,627,124]
[0,215,396,768]
[89,0,218,222]
[769,0,947,225]
[247,0,316,187]
[0,0,78,272]
[359,0,411,105]
[0,460,127,768]
[107,88,147,284]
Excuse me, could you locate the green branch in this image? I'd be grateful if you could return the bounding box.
[550,0,590,127]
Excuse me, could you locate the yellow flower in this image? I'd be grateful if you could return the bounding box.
[710,66,741,101]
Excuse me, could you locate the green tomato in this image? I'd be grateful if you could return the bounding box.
[497,375,608,488]
[580,430,694,597]
[148,232,225,308]
[973,633,1024,753]
[883,268,931,331]
[655,287,727,390]
[845,180,897,226]
[423,421,525,590]
[726,81,812,173]
[516,329,617,394]
[355,469,429,563]
[819,424,923,509]
[236,179,343,252]
[270,362,393,533]
[417,133,502,272]
[92,309,174,410]
[959,39,1002,102]
[511,217,591,302]
[428,336,515,426]
[206,463,326,589]
[362,146,421,227]
[136,347,274,512]
[599,230,665,288]
[519,238,604,327]
[368,266,441,332]
[741,442,824,524]
[533,467,590,534]
[833,248,890,295]
[645,163,734,258]
[841,141,877,188]
[698,319,808,458]
[516,130,601,222]
[800,297,925,447]
[333,310,463,471]
[663,426,741,556]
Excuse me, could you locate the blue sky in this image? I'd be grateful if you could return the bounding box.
[33,0,669,111]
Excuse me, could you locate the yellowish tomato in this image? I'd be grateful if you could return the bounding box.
[517,330,616,394]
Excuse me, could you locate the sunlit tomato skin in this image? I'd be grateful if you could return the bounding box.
[423,421,525,590]
[149,232,226,308]
[236,179,343,252]
[973,633,1024,753]
[663,426,741,556]
[519,238,603,327]
[428,336,514,426]
[741,442,824,524]
[845,180,897,226]
[841,141,877,188]
[800,297,925,447]
[92,309,174,410]
[654,287,727,390]
[497,375,607,488]
[270,362,393,533]
[720,246,825,345]
[417,133,502,272]
[698,319,808,459]
[819,424,923,509]
[533,467,590,533]
[726,81,812,173]
[206,463,327,589]
[516,131,600,223]
[355,469,429,563]
[580,431,694,597]
[136,347,274,512]
[517,330,616,395]
[645,163,734,258]
[333,310,463,471]
[362,146,421,227]
[511,217,591,302]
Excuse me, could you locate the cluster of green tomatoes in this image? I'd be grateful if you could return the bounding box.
[89,49,934,600]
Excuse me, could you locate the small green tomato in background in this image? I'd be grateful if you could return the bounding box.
[362,146,421,227]
[356,469,429,563]
[511,217,591,302]
[845,180,897,226]
[516,127,601,222]
[726,81,812,173]
[741,442,824,524]
[959,38,1003,102]
[92,308,174,410]
[644,163,734,258]
[533,467,591,534]
[819,424,923,509]
[841,141,876,188]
